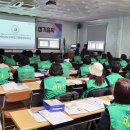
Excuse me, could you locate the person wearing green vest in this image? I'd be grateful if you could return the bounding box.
[96,78,130,130]
[40,63,68,100]
[120,54,128,68]
[90,52,97,63]
[79,56,91,77]
[0,56,10,84]
[32,49,41,63]
[97,51,103,61]
[106,62,123,87]
[3,55,16,66]
[99,53,109,65]
[38,54,51,70]
[82,62,108,98]
[13,56,35,82]
[73,55,82,62]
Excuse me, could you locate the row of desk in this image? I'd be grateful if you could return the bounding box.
[9,96,111,130]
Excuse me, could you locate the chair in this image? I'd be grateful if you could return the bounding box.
[1,90,32,130]
[87,87,112,97]
[22,78,40,83]
[54,91,79,102]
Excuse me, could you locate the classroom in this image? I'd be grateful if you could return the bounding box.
[0,0,130,130]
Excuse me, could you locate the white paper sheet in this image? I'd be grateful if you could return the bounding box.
[65,102,87,115]
[35,72,44,77]
[17,83,29,90]
[39,110,73,125]
[36,80,42,84]
[2,82,19,91]
[67,79,82,85]
[28,110,47,122]
[12,66,19,70]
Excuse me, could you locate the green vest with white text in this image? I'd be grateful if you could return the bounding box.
[61,63,70,77]
[86,79,108,93]
[63,61,72,69]
[0,67,10,84]
[80,64,90,77]
[17,65,34,82]
[38,60,51,70]
[106,73,123,87]
[107,103,130,130]
[43,76,68,100]
[73,56,82,62]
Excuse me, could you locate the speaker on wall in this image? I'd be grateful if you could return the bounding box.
[77,23,82,29]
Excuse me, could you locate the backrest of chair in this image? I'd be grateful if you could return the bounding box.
[22,78,40,83]
[54,91,79,102]
[87,87,112,97]
[54,92,73,102]
[5,90,32,102]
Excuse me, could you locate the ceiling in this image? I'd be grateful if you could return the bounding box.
[1,0,130,22]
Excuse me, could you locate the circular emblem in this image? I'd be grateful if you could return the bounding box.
[11,25,19,33]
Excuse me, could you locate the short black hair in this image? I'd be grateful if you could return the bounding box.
[40,54,49,61]
[77,43,80,48]
[22,50,27,56]
[83,56,91,64]
[111,62,120,73]
[27,51,33,58]
[102,53,107,59]
[121,54,127,60]
[49,63,63,76]
[35,50,41,55]
[0,49,5,55]
[19,56,29,66]
[0,55,3,63]
[63,53,69,59]
[55,57,64,63]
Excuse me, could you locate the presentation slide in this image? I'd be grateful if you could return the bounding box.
[38,38,60,49]
[0,15,35,49]
[88,41,105,51]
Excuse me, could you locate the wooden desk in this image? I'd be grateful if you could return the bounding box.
[0,82,40,95]
[10,96,111,130]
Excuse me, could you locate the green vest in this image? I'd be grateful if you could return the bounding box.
[63,61,72,69]
[99,58,106,64]
[91,58,97,63]
[125,72,130,79]
[17,65,35,82]
[38,60,51,70]
[106,73,123,87]
[86,79,108,93]
[120,60,128,68]
[80,64,90,77]
[3,56,16,66]
[29,56,40,64]
[73,56,82,62]
[43,76,68,100]
[61,63,70,77]
[34,55,41,63]
[97,55,102,61]
[0,67,10,84]
[107,103,130,130]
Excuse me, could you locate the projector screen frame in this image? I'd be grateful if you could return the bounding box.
[87,41,105,52]
[37,37,61,50]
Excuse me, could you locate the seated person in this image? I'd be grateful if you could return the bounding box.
[120,54,128,68]
[97,51,103,61]
[3,55,16,66]
[96,78,130,130]
[63,53,73,69]
[106,62,123,87]
[38,54,52,70]
[27,51,35,64]
[13,56,35,82]
[73,52,82,62]
[81,44,89,57]
[0,56,10,84]
[40,63,68,100]
[90,52,97,63]
[78,56,91,77]
[99,53,109,66]
[56,57,70,77]
[82,62,108,98]
[33,49,41,63]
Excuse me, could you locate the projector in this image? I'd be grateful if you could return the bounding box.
[11,1,24,7]
[46,0,56,5]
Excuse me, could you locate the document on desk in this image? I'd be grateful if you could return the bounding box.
[84,98,110,109]
[12,66,19,70]
[28,110,47,122]
[35,72,44,77]
[67,79,82,85]
[39,110,73,125]
[2,82,20,91]
[65,102,87,115]
[35,80,42,84]
[17,83,29,90]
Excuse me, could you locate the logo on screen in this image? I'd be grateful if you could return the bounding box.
[11,25,20,33]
